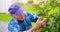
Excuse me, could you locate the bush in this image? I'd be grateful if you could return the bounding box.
[33,0,60,32]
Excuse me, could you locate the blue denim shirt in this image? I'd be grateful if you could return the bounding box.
[8,12,38,32]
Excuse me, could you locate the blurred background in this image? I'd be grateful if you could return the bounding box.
[0,0,60,32]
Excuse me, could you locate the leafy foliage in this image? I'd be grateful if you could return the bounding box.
[33,0,60,32]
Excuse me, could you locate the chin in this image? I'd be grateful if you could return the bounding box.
[20,19,24,20]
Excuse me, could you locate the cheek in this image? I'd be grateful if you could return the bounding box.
[16,16,21,20]
[18,16,21,19]
[21,16,24,18]
[16,17,21,20]
[16,15,24,20]
[18,16,24,20]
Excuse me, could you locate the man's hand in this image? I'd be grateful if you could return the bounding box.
[27,17,47,32]
[35,17,47,29]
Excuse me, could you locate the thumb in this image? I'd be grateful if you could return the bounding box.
[37,17,41,21]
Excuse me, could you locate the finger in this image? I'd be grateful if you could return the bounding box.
[40,18,47,23]
[39,21,46,28]
[42,21,46,25]
[42,18,47,22]
[41,21,46,26]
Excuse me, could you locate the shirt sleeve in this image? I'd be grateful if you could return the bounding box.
[27,12,38,22]
[8,19,27,32]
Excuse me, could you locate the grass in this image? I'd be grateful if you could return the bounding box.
[0,13,11,23]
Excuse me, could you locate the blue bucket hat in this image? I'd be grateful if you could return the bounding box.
[8,3,24,16]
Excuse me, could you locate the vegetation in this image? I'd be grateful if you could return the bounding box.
[33,0,60,32]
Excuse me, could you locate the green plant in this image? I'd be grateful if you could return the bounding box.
[0,13,11,23]
[34,0,60,32]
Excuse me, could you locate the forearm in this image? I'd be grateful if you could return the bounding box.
[27,25,40,32]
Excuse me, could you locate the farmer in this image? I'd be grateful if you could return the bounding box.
[8,3,47,32]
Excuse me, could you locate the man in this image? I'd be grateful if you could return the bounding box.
[8,3,47,32]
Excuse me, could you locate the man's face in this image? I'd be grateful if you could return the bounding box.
[11,13,24,20]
